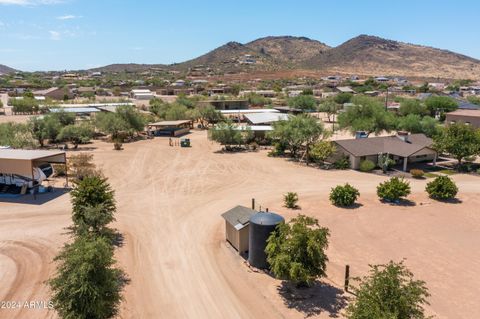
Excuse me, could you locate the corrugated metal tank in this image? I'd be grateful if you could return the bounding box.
[248,212,284,269]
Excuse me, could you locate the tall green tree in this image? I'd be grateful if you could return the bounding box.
[266,215,330,287]
[398,99,428,116]
[269,115,327,159]
[57,123,94,149]
[318,99,341,122]
[338,96,396,136]
[433,123,480,167]
[49,236,125,319]
[288,94,317,110]
[209,120,253,149]
[346,261,430,319]
[425,96,458,116]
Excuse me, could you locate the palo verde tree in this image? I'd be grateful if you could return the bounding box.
[288,94,317,110]
[266,215,330,287]
[346,260,430,319]
[337,95,396,136]
[433,122,480,167]
[268,114,328,161]
[424,96,458,116]
[57,123,94,149]
[209,120,253,150]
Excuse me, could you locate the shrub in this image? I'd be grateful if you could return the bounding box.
[52,164,67,177]
[410,169,425,179]
[114,141,123,150]
[334,155,350,169]
[359,159,376,172]
[266,215,329,286]
[426,176,458,200]
[346,260,430,319]
[284,192,299,209]
[68,153,100,181]
[377,177,411,201]
[330,184,360,207]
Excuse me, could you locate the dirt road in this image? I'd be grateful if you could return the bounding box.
[0,130,479,318]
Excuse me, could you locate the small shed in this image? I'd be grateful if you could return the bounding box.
[221,205,256,254]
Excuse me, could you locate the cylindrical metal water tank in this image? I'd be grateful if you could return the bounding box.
[248,212,284,269]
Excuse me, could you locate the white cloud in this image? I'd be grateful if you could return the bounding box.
[57,14,81,20]
[0,0,64,5]
[49,30,61,40]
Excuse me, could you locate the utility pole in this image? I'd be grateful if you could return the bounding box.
[385,86,389,110]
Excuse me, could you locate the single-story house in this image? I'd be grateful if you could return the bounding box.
[446,109,480,129]
[131,89,155,100]
[33,87,74,100]
[333,133,437,171]
[147,120,193,137]
[244,113,290,125]
[335,86,356,94]
[221,205,256,254]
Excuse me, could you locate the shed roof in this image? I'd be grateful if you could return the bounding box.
[334,134,434,157]
[244,112,290,125]
[49,107,100,113]
[221,205,256,230]
[149,120,192,127]
[0,149,66,177]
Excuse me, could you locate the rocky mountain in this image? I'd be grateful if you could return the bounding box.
[0,64,17,74]
[90,63,166,73]
[245,36,330,66]
[304,35,480,79]
[90,35,480,79]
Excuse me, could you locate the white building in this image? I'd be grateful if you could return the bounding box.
[131,89,155,100]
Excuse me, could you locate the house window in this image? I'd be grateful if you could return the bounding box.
[360,156,366,161]
[465,122,471,125]
[416,154,428,159]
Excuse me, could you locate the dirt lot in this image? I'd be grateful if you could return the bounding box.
[0,130,479,319]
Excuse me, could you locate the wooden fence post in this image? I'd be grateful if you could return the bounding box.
[344,264,350,292]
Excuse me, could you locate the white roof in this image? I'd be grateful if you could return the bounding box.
[235,125,273,132]
[244,113,290,125]
[220,109,279,115]
[47,103,134,108]
[131,89,152,94]
[0,149,65,161]
[49,107,100,113]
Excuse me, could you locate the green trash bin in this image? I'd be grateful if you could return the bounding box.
[180,138,191,147]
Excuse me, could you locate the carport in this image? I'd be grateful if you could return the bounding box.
[0,149,67,197]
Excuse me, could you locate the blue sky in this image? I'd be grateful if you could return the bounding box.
[1,0,479,71]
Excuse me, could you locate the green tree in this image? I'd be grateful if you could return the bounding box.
[346,260,430,319]
[70,175,116,225]
[266,215,329,286]
[199,105,223,127]
[377,177,411,201]
[338,96,396,136]
[288,94,317,110]
[433,123,480,167]
[209,120,253,150]
[318,99,341,122]
[426,176,458,200]
[398,99,428,116]
[269,115,327,159]
[329,183,360,207]
[425,96,458,116]
[467,96,480,106]
[309,140,336,164]
[115,105,146,134]
[334,92,353,105]
[57,123,94,149]
[95,112,129,140]
[0,122,38,148]
[49,236,125,319]
[165,103,188,121]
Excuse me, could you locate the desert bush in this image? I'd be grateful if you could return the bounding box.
[329,184,360,207]
[377,177,411,201]
[359,159,376,172]
[410,169,425,179]
[284,192,299,209]
[334,155,350,169]
[68,153,100,181]
[425,176,458,200]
